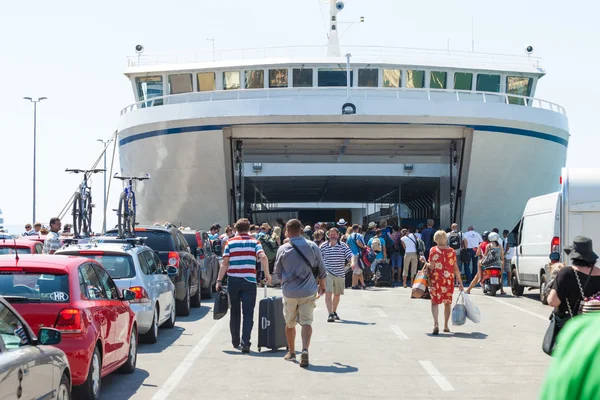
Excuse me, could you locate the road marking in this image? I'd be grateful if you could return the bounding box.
[376,309,388,318]
[362,293,372,300]
[419,360,454,391]
[390,325,408,340]
[152,318,225,400]
[486,297,547,321]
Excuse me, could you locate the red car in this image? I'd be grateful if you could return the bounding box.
[0,254,138,400]
[0,238,44,254]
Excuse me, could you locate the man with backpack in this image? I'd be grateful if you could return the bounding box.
[448,223,469,282]
[347,224,367,289]
[368,229,387,273]
[257,223,279,285]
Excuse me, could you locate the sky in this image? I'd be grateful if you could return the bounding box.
[1,0,598,233]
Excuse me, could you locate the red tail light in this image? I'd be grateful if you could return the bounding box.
[128,286,150,303]
[79,251,105,256]
[551,237,560,253]
[168,251,180,268]
[489,269,501,276]
[195,232,205,260]
[55,308,83,333]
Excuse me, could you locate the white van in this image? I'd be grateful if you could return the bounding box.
[508,168,600,302]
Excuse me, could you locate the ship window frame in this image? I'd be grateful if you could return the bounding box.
[358,68,379,88]
[382,69,401,88]
[317,68,353,87]
[223,71,241,90]
[453,72,473,91]
[135,75,164,106]
[506,76,533,105]
[245,69,265,89]
[269,68,289,88]
[292,68,313,88]
[406,70,425,89]
[476,73,501,93]
[168,73,193,95]
[429,71,447,89]
[197,72,216,92]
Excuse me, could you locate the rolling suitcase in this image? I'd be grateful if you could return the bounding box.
[257,286,287,352]
[374,262,393,287]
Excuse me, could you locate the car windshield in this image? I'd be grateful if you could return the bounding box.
[77,254,135,279]
[105,230,174,252]
[0,272,70,303]
[0,247,29,255]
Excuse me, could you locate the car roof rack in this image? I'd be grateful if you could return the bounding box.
[92,236,147,247]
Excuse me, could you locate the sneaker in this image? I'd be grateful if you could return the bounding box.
[327,314,335,323]
[351,286,360,290]
[300,350,309,368]
[283,352,296,361]
[241,345,250,353]
[333,312,340,321]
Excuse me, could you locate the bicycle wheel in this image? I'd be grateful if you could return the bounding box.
[82,193,92,237]
[117,192,128,238]
[72,192,82,238]
[127,192,136,237]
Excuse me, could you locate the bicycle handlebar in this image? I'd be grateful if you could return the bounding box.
[66,168,106,174]
[113,173,150,181]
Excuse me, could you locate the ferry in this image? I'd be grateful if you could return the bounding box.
[116,0,568,231]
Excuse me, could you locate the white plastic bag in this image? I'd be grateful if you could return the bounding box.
[462,292,481,323]
[452,292,467,326]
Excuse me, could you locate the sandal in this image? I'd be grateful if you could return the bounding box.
[432,327,439,335]
[443,327,450,333]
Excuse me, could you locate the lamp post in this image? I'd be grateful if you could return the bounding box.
[97,139,111,234]
[23,97,47,225]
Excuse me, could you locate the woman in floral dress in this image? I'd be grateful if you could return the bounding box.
[420,230,463,335]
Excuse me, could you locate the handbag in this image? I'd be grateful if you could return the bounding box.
[290,242,319,278]
[542,267,594,355]
[481,247,500,267]
[213,290,229,320]
[411,269,428,298]
[460,249,471,264]
[452,292,467,326]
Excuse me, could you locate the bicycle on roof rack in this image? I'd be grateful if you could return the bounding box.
[114,173,150,238]
[66,168,105,238]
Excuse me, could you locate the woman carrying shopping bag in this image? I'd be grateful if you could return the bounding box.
[420,230,464,335]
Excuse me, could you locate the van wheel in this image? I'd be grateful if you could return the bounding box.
[190,281,201,308]
[511,269,525,297]
[540,273,548,304]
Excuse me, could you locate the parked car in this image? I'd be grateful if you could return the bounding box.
[0,254,138,400]
[508,168,600,302]
[105,225,201,316]
[0,295,71,400]
[181,229,219,299]
[0,238,44,254]
[56,237,177,343]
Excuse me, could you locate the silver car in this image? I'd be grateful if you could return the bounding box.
[56,237,177,343]
[0,296,71,400]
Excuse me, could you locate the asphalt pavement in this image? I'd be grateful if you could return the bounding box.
[100,285,552,400]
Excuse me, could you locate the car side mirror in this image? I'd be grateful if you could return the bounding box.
[167,266,178,275]
[122,289,136,301]
[38,328,61,346]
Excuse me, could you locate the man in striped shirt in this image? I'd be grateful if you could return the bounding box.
[216,218,270,353]
[320,228,354,323]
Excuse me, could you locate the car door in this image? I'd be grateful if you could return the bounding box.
[92,264,131,364]
[0,303,52,399]
[145,251,172,323]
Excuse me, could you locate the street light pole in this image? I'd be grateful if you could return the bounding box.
[23,97,47,225]
[97,139,111,234]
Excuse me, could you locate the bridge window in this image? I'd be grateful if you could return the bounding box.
[406,70,425,88]
[223,71,240,90]
[358,69,378,87]
[245,70,265,89]
[382,69,401,87]
[476,74,500,92]
[454,72,473,90]
[318,68,353,87]
[135,76,163,106]
[293,68,313,87]
[269,69,288,88]
[507,76,533,105]
[430,71,447,89]
[197,72,216,92]
[168,73,193,95]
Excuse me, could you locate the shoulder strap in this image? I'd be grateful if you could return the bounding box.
[290,242,317,277]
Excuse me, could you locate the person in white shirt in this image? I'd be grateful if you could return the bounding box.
[463,226,483,284]
[401,228,420,288]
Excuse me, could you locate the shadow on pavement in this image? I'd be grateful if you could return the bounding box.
[177,305,212,322]
[101,368,150,398]
[139,326,186,354]
[424,331,488,339]
[306,362,359,374]
[222,349,287,358]
[338,320,376,326]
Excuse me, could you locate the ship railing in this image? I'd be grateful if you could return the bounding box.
[126,45,542,69]
[119,87,566,116]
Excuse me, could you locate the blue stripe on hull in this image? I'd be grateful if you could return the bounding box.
[119,121,569,147]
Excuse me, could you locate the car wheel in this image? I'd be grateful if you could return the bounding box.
[162,297,176,329]
[201,285,213,299]
[142,306,159,344]
[540,273,548,304]
[119,326,137,373]
[57,372,71,400]
[73,346,101,400]
[176,285,191,316]
[191,281,202,308]
[511,268,525,296]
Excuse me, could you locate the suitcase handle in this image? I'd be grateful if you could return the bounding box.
[264,284,268,299]
[261,317,271,330]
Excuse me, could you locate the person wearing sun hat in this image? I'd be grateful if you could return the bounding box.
[364,221,377,244]
[337,218,347,228]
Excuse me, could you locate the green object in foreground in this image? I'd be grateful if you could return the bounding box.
[539,314,600,400]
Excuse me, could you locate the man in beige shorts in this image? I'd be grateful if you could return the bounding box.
[273,219,326,368]
[319,228,353,322]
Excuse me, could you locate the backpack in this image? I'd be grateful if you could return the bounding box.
[259,234,278,261]
[383,230,395,254]
[371,237,382,253]
[448,232,462,250]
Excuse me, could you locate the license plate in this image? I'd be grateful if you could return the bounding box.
[490,277,499,285]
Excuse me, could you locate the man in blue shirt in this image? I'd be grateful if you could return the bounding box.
[367,229,387,273]
[208,223,221,240]
[420,219,435,259]
[347,224,367,289]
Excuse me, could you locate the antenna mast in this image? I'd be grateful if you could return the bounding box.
[327,0,342,57]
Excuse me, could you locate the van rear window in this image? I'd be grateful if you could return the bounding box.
[79,254,135,279]
[0,272,70,303]
[105,230,174,252]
